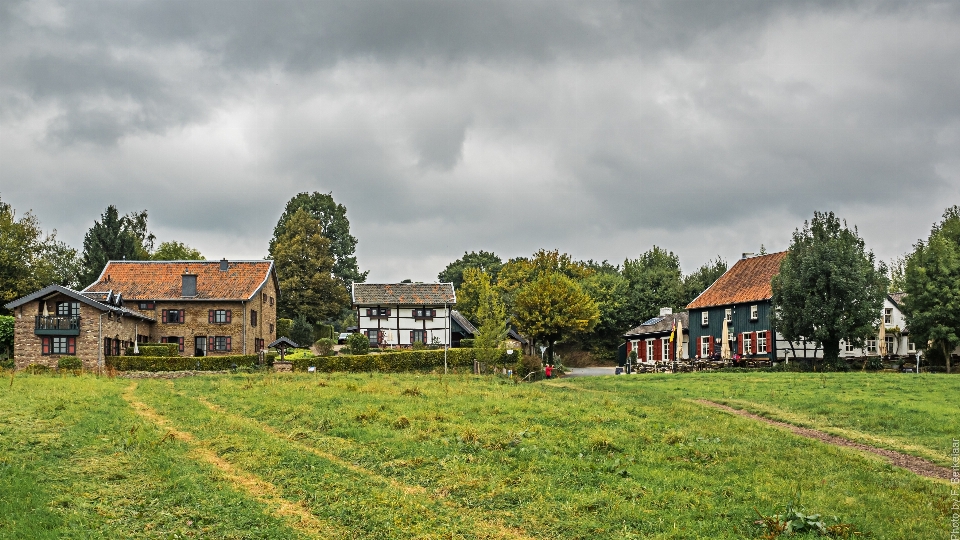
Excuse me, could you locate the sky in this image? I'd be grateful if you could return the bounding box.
[2,0,959,283]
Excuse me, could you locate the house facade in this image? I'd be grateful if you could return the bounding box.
[839,293,917,358]
[352,283,456,347]
[623,309,689,362]
[686,252,786,361]
[3,259,279,370]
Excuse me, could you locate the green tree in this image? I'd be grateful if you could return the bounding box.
[79,206,150,286]
[622,246,684,325]
[289,314,314,348]
[888,255,907,293]
[771,211,888,366]
[1,198,52,309]
[579,271,630,360]
[454,268,491,323]
[269,208,349,322]
[151,241,205,261]
[271,192,367,285]
[682,257,728,305]
[346,332,370,355]
[903,206,960,373]
[0,315,13,359]
[513,273,599,365]
[42,236,82,289]
[438,250,503,289]
[473,274,508,359]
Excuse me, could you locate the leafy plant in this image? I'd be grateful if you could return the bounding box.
[345,333,369,356]
[57,356,82,371]
[754,497,865,538]
[314,338,335,356]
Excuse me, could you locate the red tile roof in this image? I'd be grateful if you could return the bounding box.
[686,252,788,309]
[82,260,276,301]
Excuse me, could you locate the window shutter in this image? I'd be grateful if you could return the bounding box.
[178,337,184,352]
[366,308,371,317]
[209,310,214,323]
[226,310,232,323]
[208,336,215,351]
[410,331,414,343]
[225,336,231,351]
[738,334,743,355]
[68,337,76,354]
[752,332,758,354]
[42,337,50,355]
[162,310,168,323]
[709,337,715,356]
[387,308,391,316]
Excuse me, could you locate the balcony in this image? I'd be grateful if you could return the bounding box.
[35,316,81,336]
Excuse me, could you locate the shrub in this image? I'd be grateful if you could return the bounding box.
[411,340,427,351]
[346,333,370,356]
[514,354,543,378]
[0,315,13,358]
[458,338,475,348]
[0,358,13,370]
[124,343,179,357]
[276,318,293,339]
[314,338,336,356]
[286,348,520,374]
[314,324,335,341]
[105,353,277,372]
[289,315,314,347]
[57,356,82,371]
[24,363,51,374]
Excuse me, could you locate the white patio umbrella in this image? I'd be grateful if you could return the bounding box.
[675,318,684,361]
[877,320,887,356]
[42,302,49,318]
[721,318,731,359]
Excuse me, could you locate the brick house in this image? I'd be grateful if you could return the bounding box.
[3,259,279,370]
[686,252,787,361]
[352,283,456,347]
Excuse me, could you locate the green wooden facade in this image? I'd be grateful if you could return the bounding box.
[687,301,776,360]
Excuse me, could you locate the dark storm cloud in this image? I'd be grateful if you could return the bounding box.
[1,0,959,281]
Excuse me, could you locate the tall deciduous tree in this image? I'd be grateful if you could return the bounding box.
[271,192,367,285]
[579,271,630,359]
[771,211,888,366]
[473,274,508,360]
[454,267,491,323]
[622,246,684,325]
[513,273,599,365]
[79,206,151,286]
[438,250,503,289]
[269,209,349,323]
[903,206,960,373]
[151,241,205,261]
[682,257,728,305]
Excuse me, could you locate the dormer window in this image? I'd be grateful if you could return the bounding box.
[725,308,732,322]
[701,311,709,326]
[181,273,197,297]
[884,308,893,324]
[750,305,758,321]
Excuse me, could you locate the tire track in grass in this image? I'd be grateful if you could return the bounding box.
[694,399,951,481]
[190,394,536,540]
[122,383,346,539]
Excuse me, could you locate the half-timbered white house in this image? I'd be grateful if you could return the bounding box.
[351,283,456,348]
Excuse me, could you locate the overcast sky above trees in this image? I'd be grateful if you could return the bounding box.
[2,0,958,282]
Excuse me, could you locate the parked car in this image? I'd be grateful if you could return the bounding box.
[338,333,350,345]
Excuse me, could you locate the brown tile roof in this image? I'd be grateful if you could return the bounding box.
[686,251,788,309]
[624,312,689,338]
[888,292,907,307]
[82,260,276,301]
[352,283,456,305]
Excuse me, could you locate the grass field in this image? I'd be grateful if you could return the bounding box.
[0,370,955,539]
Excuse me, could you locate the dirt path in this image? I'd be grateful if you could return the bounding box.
[695,399,952,481]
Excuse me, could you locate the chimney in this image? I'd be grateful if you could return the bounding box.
[742,252,756,260]
[220,258,229,271]
[181,269,197,297]
[659,307,673,316]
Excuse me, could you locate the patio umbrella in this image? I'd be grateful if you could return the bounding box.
[43,302,49,318]
[877,318,887,356]
[721,318,731,360]
[676,317,684,361]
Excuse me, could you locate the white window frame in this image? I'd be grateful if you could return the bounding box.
[725,308,732,322]
[743,333,752,355]
[885,336,896,354]
[757,332,767,353]
[700,336,710,357]
[701,311,709,326]
[750,305,758,321]
[661,337,670,361]
[884,308,893,325]
[646,339,654,361]
[908,342,916,353]
[844,340,855,353]
[866,339,877,353]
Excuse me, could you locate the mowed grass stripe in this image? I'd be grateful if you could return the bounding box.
[191,394,535,540]
[122,383,346,540]
[133,380,518,539]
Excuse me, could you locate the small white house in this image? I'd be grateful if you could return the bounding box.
[351,283,457,348]
[839,293,917,358]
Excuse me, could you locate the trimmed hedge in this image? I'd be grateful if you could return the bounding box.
[57,356,82,370]
[106,353,277,372]
[288,348,520,373]
[124,343,180,357]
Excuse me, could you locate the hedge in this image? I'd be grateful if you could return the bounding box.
[287,348,520,373]
[124,343,180,357]
[106,353,277,372]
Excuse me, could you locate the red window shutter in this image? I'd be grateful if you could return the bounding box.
[626,341,631,354]
[42,337,50,355]
[737,335,743,355]
[226,310,232,323]
[366,308,371,317]
[208,336,215,351]
[226,336,232,351]
[178,337,184,352]
[162,310,168,323]
[209,310,214,323]
[752,332,758,354]
[67,337,76,354]
[709,337,714,355]
[387,308,391,316]
[410,331,414,343]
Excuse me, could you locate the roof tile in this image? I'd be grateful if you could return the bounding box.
[686,252,788,309]
[352,283,456,305]
[82,261,275,301]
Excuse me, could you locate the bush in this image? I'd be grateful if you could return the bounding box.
[314,324,335,341]
[0,315,13,358]
[458,338,475,348]
[514,354,543,378]
[314,338,335,356]
[0,358,13,370]
[125,343,180,357]
[276,318,293,339]
[105,353,277,372]
[57,356,82,370]
[411,340,427,351]
[287,348,520,374]
[24,363,51,374]
[346,333,370,355]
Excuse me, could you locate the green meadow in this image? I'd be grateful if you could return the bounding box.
[0,370,954,539]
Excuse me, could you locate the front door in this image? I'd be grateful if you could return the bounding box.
[195,336,206,357]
